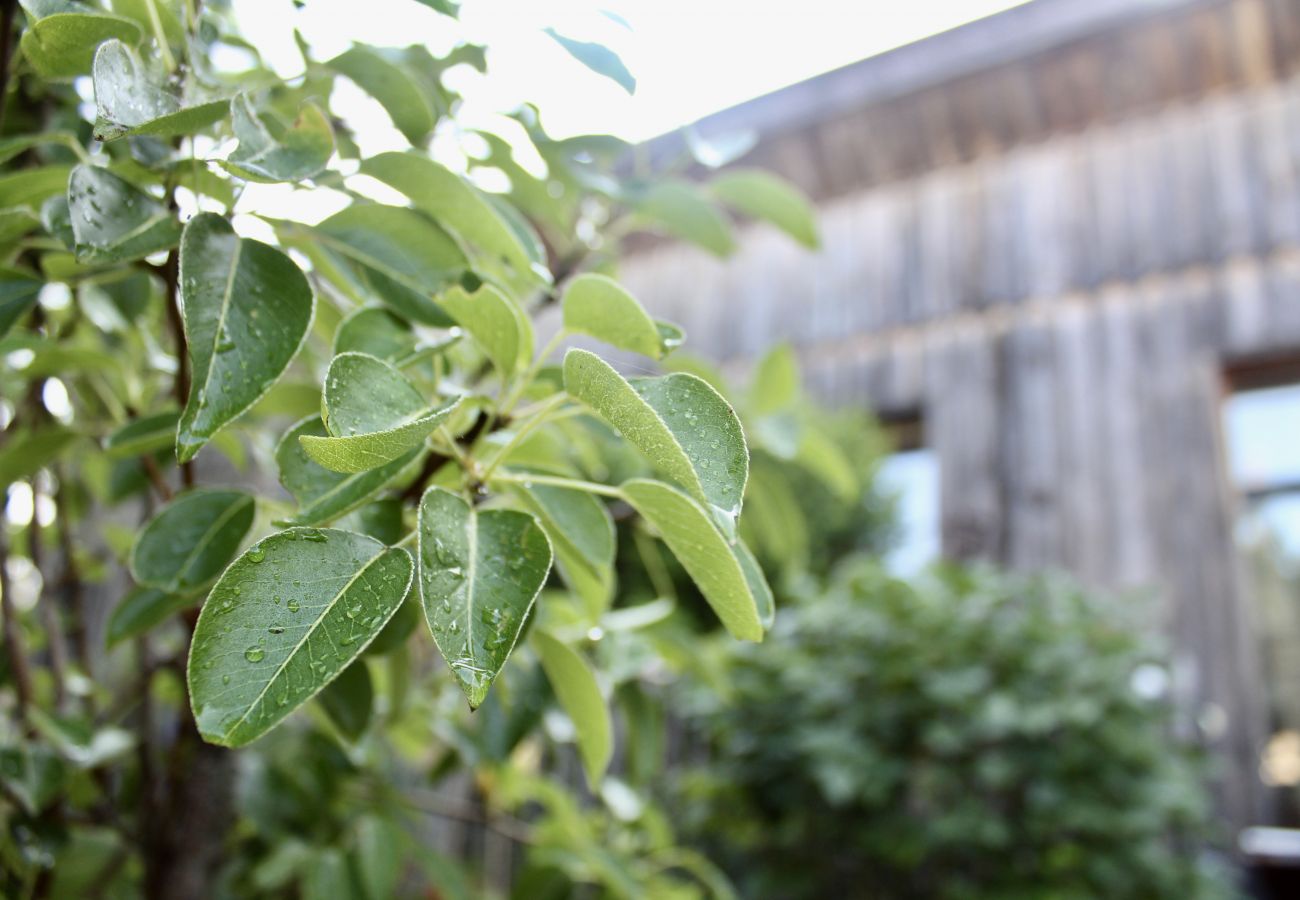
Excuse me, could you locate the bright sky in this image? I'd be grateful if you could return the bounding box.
[233,0,1032,145]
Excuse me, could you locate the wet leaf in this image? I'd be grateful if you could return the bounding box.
[533,629,611,785]
[176,213,314,463]
[561,273,674,359]
[417,486,552,708]
[92,39,227,141]
[223,95,334,183]
[188,528,413,747]
[67,164,180,262]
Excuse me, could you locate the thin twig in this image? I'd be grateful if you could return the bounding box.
[140,454,175,502]
[0,523,34,732]
[0,0,17,134]
[28,481,69,709]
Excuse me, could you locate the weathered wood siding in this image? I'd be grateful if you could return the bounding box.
[616,0,1300,831]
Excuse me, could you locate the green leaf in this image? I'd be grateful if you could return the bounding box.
[223,95,334,183]
[750,344,800,415]
[354,816,405,900]
[0,208,40,247]
[0,744,66,815]
[103,409,179,459]
[299,353,460,474]
[19,4,143,79]
[67,164,180,263]
[307,205,465,325]
[188,528,414,747]
[318,658,373,742]
[92,39,227,141]
[563,349,748,533]
[360,152,547,294]
[532,629,612,786]
[734,536,775,630]
[543,28,635,94]
[326,46,436,145]
[0,268,42,337]
[333,304,415,362]
[176,213,314,463]
[417,486,552,709]
[276,416,421,527]
[0,165,73,208]
[512,481,614,618]
[438,283,532,379]
[635,181,735,256]
[106,585,195,646]
[561,273,675,359]
[110,0,185,47]
[710,168,820,250]
[0,428,78,489]
[362,595,419,656]
[130,489,255,593]
[620,479,766,641]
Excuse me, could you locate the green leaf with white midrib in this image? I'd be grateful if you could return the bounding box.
[563,348,748,535]
[188,528,413,747]
[417,486,552,709]
[532,629,612,786]
[176,213,314,463]
[438,283,532,379]
[91,39,227,142]
[67,164,180,263]
[130,489,255,594]
[299,352,461,474]
[275,415,422,527]
[222,95,334,184]
[620,478,766,642]
[561,273,673,359]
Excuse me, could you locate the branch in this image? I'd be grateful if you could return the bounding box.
[0,0,17,134]
[161,247,194,489]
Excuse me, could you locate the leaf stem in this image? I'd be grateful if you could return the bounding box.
[478,392,569,483]
[501,327,569,416]
[145,0,178,73]
[489,471,623,500]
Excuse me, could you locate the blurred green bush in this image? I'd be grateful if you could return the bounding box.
[676,562,1233,900]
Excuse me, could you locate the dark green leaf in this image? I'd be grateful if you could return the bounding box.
[188,528,414,747]
[512,481,614,618]
[532,629,611,785]
[276,416,421,527]
[105,585,195,646]
[104,409,180,459]
[318,659,373,742]
[176,213,314,463]
[620,478,765,641]
[543,28,635,94]
[0,428,78,489]
[0,268,42,337]
[333,305,415,362]
[299,352,460,474]
[417,486,552,708]
[363,595,419,656]
[68,164,180,263]
[130,489,255,593]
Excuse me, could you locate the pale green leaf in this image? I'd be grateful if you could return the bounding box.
[360,152,547,295]
[300,352,460,474]
[0,165,72,208]
[106,585,195,646]
[561,273,673,359]
[0,428,78,490]
[92,40,227,141]
[67,164,180,263]
[620,478,765,641]
[711,168,820,249]
[176,213,314,463]
[130,489,255,593]
[326,46,436,145]
[635,180,735,256]
[223,95,334,183]
[749,344,800,415]
[0,208,40,246]
[417,486,552,709]
[305,205,465,325]
[797,426,858,501]
[532,629,612,785]
[104,409,179,459]
[512,481,614,618]
[276,416,421,527]
[438,283,532,379]
[188,528,414,747]
[318,658,373,742]
[19,4,143,79]
[333,305,415,362]
[543,28,635,94]
[563,348,748,532]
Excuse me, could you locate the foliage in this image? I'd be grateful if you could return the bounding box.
[0,0,825,895]
[676,562,1232,900]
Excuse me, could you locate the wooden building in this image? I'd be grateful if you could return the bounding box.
[616,0,1300,832]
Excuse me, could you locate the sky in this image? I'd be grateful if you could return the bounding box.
[233,0,1033,145]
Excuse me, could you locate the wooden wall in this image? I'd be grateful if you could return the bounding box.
[616,18,1300,831]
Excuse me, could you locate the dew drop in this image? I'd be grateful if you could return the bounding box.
[244,646,265,663]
